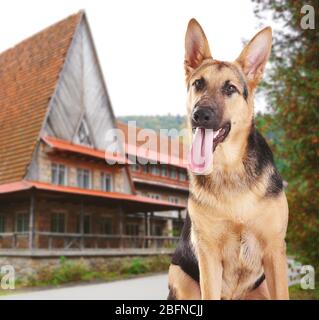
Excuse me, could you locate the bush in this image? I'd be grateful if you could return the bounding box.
[120,258,150,275]
[21,255,171,288]
[50,259,89,285]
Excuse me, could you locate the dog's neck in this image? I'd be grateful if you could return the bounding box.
[213,123,251,172]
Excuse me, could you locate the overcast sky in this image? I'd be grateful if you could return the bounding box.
[0,0,272,116]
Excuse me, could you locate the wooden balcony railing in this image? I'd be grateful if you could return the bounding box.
[0,232,180,250]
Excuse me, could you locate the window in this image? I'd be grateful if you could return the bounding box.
[76,119,92,147]
[148,193,161,200]
[161,166,168,177]
[142,165,149,173]
[153,224,163,236]
[0,215,5,233]
[76,214,91,234]
[169,196,179,204]
[77,168,91,189]
[170,168,177,179]
[84,215,91,234]
[150,165,160,176]
[100,217,113,234]
[179,171,187,181]
[51,213,65,233]
[101,173,113,192]
[51,163,66,185]
[131,164,140,172]
[125,223,139,236]
[16,213,29,232]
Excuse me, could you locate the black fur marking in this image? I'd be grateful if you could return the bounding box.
[171,213,199,283]
[217,61,229,70]
[243,85,248,100]
[193,174,211,190]
[227,64,248,101]
[167,286,177,300]
[250,273,266,291]
[244,128,275,177]
[244,127,283,197]
[265,170,283,197]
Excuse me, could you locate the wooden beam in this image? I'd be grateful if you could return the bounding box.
[148,212,153,236]
[28,191,35,250]
[118,206,124,248]
[144,212,148,248]
[148,212,154,248]
[80,201,84,250]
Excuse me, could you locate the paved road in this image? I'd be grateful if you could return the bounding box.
[0,274,168,300]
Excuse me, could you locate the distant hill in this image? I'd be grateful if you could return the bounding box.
[117,114,187,136]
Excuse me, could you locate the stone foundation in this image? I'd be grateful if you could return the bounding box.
[0,251,172,281]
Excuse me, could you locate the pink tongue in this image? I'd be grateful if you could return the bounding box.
[188,128,214,175]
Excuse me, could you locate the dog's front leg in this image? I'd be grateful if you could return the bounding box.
[198,244,223,300]
[263,242,289,300]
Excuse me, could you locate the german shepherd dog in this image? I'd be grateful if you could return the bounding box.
[168,19,289,300]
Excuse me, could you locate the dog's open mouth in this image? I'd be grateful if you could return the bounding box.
[188,122,231,175]
[211,122,231,150]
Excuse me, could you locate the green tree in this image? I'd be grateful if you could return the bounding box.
[252,0,319,265]
[118,114,187,136]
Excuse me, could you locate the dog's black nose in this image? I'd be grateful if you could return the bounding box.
[192,106,215,129]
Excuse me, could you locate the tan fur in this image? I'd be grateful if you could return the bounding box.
[168,265,201,299]
[188,190,288,300]
[168,19,289,300]
[169,261,271,300]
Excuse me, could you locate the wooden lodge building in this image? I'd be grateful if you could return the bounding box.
[0,11,188,256]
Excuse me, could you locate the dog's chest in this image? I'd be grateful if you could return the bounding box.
[192,217,264,299]
[219,225,264,299]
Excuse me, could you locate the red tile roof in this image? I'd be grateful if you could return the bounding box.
[0,12,83,184]
[0,180,186,211]
[133,177,189,191]
[117,122,188,169]
[43,136,129,165]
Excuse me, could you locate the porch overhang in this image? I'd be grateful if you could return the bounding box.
[125,143,188,169]
[42,136,129,165]
[133,177,189,192]
[0,180,186,213]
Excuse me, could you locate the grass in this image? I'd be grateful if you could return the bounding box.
[289,283,319,300]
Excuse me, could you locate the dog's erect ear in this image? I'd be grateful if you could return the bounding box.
[185,19,212,78]
[236,27,272,88]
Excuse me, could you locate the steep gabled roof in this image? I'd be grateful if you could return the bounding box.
[0,12,83,184]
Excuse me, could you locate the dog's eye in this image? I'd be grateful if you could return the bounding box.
[222,81,238,96]
[193,78,205,91]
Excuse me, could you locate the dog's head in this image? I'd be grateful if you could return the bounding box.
[185,19,272,174]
